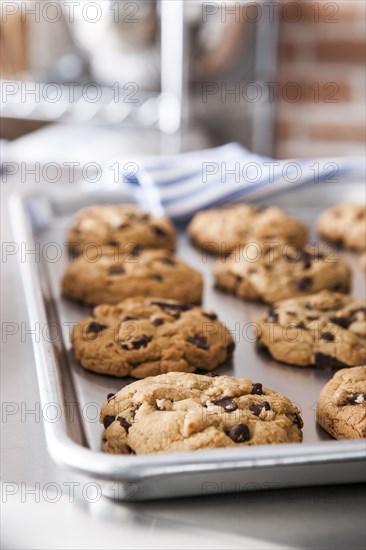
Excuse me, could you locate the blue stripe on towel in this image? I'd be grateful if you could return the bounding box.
[121,143,365,219]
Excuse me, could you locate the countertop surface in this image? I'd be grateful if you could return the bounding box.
[1,152,365,550]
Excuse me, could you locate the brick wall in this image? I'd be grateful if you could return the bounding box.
[275,0,366,158]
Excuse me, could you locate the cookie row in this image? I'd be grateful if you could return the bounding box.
[62,203,364,306]
[62,243,354,306]
[72,291,365,377]
[189,202,366,271]
[69,202,365,256]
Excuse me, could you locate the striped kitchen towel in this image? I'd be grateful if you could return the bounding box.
[122,143,365,219]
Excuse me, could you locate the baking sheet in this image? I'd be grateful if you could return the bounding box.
[10,181,366,500]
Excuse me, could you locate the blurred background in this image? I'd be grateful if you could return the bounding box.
[1,0,365,166]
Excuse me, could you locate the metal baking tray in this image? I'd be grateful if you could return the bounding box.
[9,181,366,501]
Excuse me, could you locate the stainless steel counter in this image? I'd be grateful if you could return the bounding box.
[1,171,365,550]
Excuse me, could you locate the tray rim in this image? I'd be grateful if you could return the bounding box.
[8,186,366,486]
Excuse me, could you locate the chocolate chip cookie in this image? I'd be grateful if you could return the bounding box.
[100,372,303,454]
[67,204,176,254]
[188,204,308,255]
[317,203,366,251]
[214,243,351,303]
[62,248,203,305]
[72,298,234,378]
[317,366,366,439]
[256,291,366,368]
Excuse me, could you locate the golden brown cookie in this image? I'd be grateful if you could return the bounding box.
[188,204,308,255]
[317,203,366,251]
[317,366,366,439]
[100,372,303,454]
[72,298,234,378]
[62,248,203,305]
[67,204,176,253]
[256,291,366,368]
[214,243,351,303]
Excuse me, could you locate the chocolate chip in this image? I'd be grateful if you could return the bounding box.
[87,322,107,334]
[108,266,125,275]
[151,225,166,237]
[121,335,152,350]
[347,392,366,405]
[122,316,139,321]
[250,401,271,416]
[107,393,115,400]
[286,250,313,269]
[267,306,278,323]
[159,257,175,266]
[118,416,131,432]
[130,244,141,256]
[151,274,163,281]
[118,223,130,230]
[169,311,181,320]
[251,383,263,395]
[332,283,346,292]
[321,332,335,341]
[225,423,250,443]
[284,250,300,262]
[150,301,191,312]
[294,276,312,291]
[235,274,243,283]
[295,322,306,329]
[202,311,218,320]
[306,315,319,321]
[108,241,119,247]
[314,353,348,370]
[152,318,164,326]
[300,251,314,270]
[212,397,238,412]
[103,415,115,429]
[187,335,209,350]
[130,406,140,418]
[293,413,304,428]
